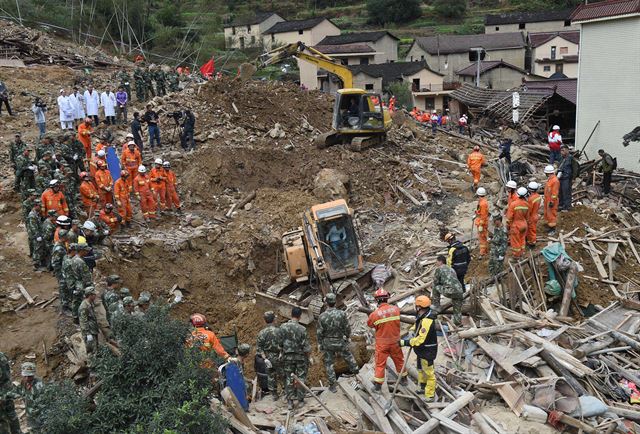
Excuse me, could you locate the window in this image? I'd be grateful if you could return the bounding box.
[412,78,420,92]
[240,37,245,49]
[543,65,551,72]
[495,26,500,31]
[251,36,256,44]
[425,97,435,110]
[550,46,557,60]
[271,34,275,42]
[564,20,571,27]
[365,84,374,90]
[519,23,525,30]
[360,57,369,65]
[298,29,304,35]
[247,25,251,32]
[560,46,568,55]
[227,37,233,46]
[556,64,563,73]
[232,26,236,35]
[420,55,425,61]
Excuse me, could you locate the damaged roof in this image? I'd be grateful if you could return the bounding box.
[413,33,526,55]
[314,43,376,55]
[485,9,574,26]
[318,31,399,45]
[349,61,443,83]
[263,17,334,34]
[523,78,577,104]
[456,60,527,76]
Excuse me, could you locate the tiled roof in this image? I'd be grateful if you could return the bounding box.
[318,31,399,45]
[349,61,443,83]
[225,12,279,28]
[413,33,526,55]
[485,9,573,25]
[535,54,579,63]
[529,31,580,47]
[314,43,376,54]
[263,17,332,34]
[571,0,640,22]
[523,78,577,104]
[456,60,526,76]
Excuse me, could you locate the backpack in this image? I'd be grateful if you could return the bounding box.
[571,157,581,180]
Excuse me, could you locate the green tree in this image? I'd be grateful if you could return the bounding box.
[433,0,467,19]
[386,81,412,110]
[367,0,422,25]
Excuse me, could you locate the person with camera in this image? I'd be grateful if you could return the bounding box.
[143,104,161,150]
[0,80,14,116]
[180,109,196,151]
[31,98,47,139]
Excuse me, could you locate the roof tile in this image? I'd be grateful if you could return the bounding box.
[263,17,332,34]
[485,9,573,26]
[529,30,580,47]
[571,0,640,22]
[413,33,526,55]
[318,31,398,45]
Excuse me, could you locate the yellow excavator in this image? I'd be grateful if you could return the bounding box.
[256,199,373,324]
[256,42,392,151]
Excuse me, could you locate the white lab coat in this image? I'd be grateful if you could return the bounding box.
[57,95,74,122]
[70,92,86,119]
[84,89,100,117]
[100,91,116,117]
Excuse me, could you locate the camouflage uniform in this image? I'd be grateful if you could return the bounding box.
[489,227,508,277]
[278,319,310,403]
[9,138,25,171]
[41,215,56,268]
[117,71,132,96]
[51,240,70,309]
[133,67,146,102]
[14,153,36,192]
[153,69,166,96]
[19,363,44,426]
[79,290,99,354]
[0,352,21,434]
[21,190,37,222]
[61,248,76,312]
[26,207,45,267]
[168,72,180,92]
[70,254,93,319]
[317,305,358,387]
[142,68,155,98]
[36,142,55,162]
[432,264,464,325]
[256,324,282,398]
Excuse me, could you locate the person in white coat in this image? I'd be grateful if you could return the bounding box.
[71,87,86,125]
[57,89,74,130]
[84,85,100,125]
[100,86,117,125]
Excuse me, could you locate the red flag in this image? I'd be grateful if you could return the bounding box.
[200,58,214,79]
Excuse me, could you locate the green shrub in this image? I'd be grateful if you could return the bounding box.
[366,0,422,25]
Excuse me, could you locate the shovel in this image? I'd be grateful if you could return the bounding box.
[383,346,412,416]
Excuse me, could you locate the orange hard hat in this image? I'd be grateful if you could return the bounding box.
[79,171,89,179]
[190,313,206,327]
[415,295,432,308]
[374,288,390,300]
[444,233,455,242]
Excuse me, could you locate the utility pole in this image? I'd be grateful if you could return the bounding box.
[469,47,486,87]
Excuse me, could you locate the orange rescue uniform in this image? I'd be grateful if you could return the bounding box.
[89,156,107,179]
[164,169,181,210]
[149,167,167,210]
[79,180,100,215]
[98,209,120,232]
[41,189,69,217]
[467,150,486,186]
[544,175,560,228]
[507,190,517,208]
[475,197,489,256]
[367,303,407,385]
[120,147,142,187]
[506,197,529,258]
[77,123,93,159]
[94,168,114,207]
[133,174,157,219]
[188,327,229,368]
[526,192,542,245]
[114,177,132,223]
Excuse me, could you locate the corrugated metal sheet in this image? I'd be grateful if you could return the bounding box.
[571,0,640,22]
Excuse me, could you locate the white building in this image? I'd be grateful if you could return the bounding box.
[485,9,578,34]
[223,12,284,49]
[529,31,580,78]
[572,0,640,171]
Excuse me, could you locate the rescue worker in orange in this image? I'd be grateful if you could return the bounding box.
[466,145,486,191]
[162,161,181,211]
[475,187,490,257]
[187,313,236,368]
[133,165,157,222]
[41,179,69,217]
[543,165,560,233]
[114,171,132,227]
[506,180,517,207]
[94,160,114,207]
[95,140,107,155]
[77,117,94,160]
[367,288,407,392]
[99,203,121,233]
[53,215,71,244]
[149,158,167,211]
[120,141,142,188]
[79,172,100,215]
[526,181,542,247]
[90,149,107,179]
[506,187,530,258]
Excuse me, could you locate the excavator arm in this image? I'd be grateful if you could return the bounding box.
[259,41,353,88]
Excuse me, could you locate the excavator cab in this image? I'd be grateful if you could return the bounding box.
[315,209,361,276]
[337,92,385,131]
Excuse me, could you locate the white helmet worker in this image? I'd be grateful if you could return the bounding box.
[544,165,556,174]
[517,187,528,197]
[528,181,540,191]
[126,133,134,138]
[83,220,97,231]
[506,180,517,189]
[476,187,487,196]
[97,149,106,157]
[138,165,147,173]
[552,125,560,130]
[154,158,163,165]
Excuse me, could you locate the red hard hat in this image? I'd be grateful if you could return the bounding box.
[374,288,390,300]
[80,171,89,179]
[190,313,206,327]
[97,160,105,167]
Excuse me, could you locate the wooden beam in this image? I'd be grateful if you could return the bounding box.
[411,391,475,434]
[559,262,578,317]
[457,321,540,339]
[17,284,34,304]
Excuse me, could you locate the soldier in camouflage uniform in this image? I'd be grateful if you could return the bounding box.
[34,165,51,197]
[489,213,508,277]
[167,71,180,92]
[108,288,131,324]
[62,243,78,315]
[153,68,166,96]
[36,136,55,161]
[51,230,70,313]
[278,306,311,410]
[431,255,464,326]
[256,311,282,400]
[9,133,25,172]
[317,293,358,392]
[19,362,43,427]
[68,220,80,244]
[70,243,93,321]
[79,287,99,355]
[41,210,57,269]
[14,148,36,193]
[133,67,146,102]
[117,70,132,96]
[143,67,155,98]
[21,189,37,222]
[26,200,45,270]
[37,150,56,173]
[0,351,21,434]
[102,275,123,323]
[111,295,134,331]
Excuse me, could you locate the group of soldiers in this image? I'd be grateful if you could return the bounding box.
[1,354,44,433]
[129,65,180,103]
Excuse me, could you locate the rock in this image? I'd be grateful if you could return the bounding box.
[189,217,203,227]
[244,202,252,211]
[283,143,294,151]
[313,168,349,202]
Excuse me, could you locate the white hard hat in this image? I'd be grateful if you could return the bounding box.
[97,150,106,157]
[138,165,147,173]
[162,161,170,167]
[528,181,540,190]
[126,133,134,138]
[544,165,556,174]
[517,187,528,197]
[128,140,136,146]
[552,125,560,130]
[56,215,70,225]
[432,110,436,113]
[49,179,59,186]
[154,158,163,165]
[506,180,517,189]
[83,220,97,231]
[476,187,487,196]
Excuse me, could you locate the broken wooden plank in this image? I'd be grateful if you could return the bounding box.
[40,295,58,309]
[628,237,640,265]
[17,284,34,304]
[538,350,587,396]
[411,391,475,434]
[559,262,578,317]
[476,338,519,378]
[396,185,422,206]
[495,383,525,416]
[431,412,473,434]
[457,321,540,339]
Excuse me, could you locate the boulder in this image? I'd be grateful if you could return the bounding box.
[313,168,349,202]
